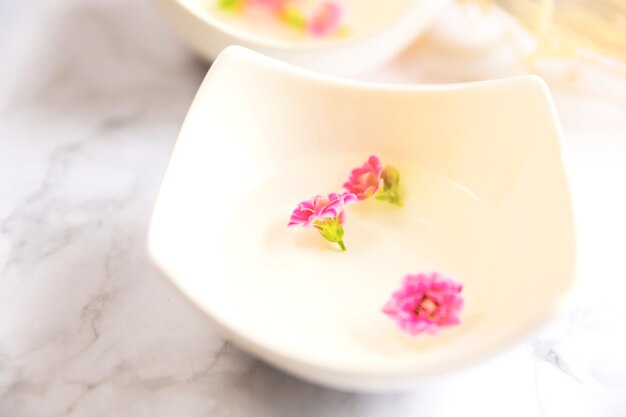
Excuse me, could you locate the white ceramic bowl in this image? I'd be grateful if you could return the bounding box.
[153,0,449,76]
[148,46,576,392]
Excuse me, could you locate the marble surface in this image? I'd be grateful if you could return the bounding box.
[1,0,626,416]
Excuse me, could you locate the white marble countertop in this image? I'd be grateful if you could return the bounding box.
[1,0,626,416]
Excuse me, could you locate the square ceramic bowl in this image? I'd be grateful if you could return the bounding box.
[153,0,449,76]
[148,46,576,392]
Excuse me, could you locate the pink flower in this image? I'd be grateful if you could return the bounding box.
[288,192,356,227]
[288,192,357,251]
[343,155,384,201]
[308,2,344,37]
[383,272,464,336]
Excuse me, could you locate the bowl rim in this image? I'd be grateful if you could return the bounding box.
[162,0,449,52]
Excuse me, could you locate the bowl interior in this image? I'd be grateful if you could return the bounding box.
[179,0,420,44]
[149,47,575,387]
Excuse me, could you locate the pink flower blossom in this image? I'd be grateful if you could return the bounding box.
[288,192,356,227]
[383,272,464,336]
[288,192,357,251]
[308,2,344,37]
[343,155,384,200]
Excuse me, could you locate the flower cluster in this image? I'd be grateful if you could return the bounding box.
[383,272,464,336]
[287,156,463,337]
[218,0,346,38]
[288,155,401,251]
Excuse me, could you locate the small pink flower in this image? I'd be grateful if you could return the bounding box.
[344,155,403,205]
[308,2,344,37]
[343,155,384,201]
[288,192,357,251]
[288,192,356,227]
[383,272,464,336]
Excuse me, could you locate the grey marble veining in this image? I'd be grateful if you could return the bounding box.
[1,0,626,416]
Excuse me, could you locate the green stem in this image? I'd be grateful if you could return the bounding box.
[337,240,346,252]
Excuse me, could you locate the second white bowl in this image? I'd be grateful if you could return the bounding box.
[153,0,450,76]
